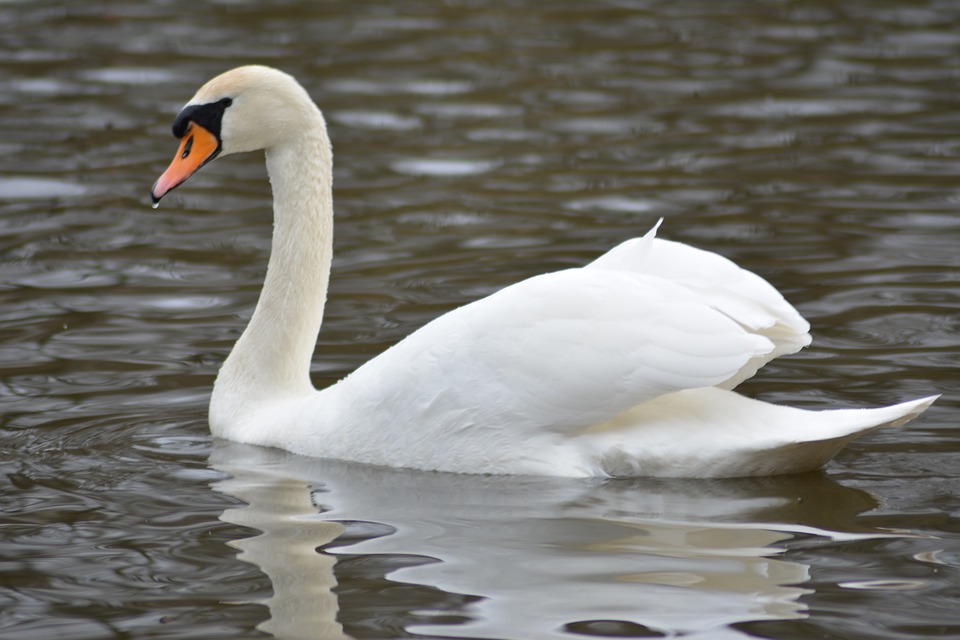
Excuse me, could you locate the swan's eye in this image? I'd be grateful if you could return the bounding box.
[181,135,194,159]
[172,99,232,139]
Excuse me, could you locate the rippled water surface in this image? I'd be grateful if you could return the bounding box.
[2,1,959,638]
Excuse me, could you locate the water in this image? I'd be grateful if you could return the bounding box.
[1,1,959,638]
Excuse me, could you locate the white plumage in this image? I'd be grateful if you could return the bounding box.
[152,66,937,478]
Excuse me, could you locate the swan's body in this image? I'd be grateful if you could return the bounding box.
[152,65,936,478]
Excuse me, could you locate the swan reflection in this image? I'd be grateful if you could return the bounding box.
[210,440,892,639]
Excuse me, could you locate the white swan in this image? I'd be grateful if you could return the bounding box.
[151,65,937,478]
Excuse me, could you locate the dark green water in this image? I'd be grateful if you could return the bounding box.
[1,1,958,638]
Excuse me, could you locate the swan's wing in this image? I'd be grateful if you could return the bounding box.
[588,223,812,387]
[342,268,775,437]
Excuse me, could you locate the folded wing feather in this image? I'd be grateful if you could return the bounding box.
[343,265,775,438]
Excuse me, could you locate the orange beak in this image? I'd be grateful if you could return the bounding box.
[150,122,221,204]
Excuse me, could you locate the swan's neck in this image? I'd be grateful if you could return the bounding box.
[211,121,333,429]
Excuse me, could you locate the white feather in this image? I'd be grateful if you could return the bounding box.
[155,66,937,478]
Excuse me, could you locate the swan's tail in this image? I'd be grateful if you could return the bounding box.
[588,389,939,478]
[742,394,939,477]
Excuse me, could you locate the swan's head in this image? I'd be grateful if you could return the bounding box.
[151,65,319,204]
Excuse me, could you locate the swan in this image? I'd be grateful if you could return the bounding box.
[151,65,937,478]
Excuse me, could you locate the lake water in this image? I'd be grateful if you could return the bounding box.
[1,1,959,638]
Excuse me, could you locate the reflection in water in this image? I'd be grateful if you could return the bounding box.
[215,464,348,640]
[210,441,898,639]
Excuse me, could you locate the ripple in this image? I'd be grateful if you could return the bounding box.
[465,127,549,142]
[331,110,422,131]
[395,211,490,227]
[839,579,928,590]
[79,67,180,85]
[0,177,87,199]
[6,78,68,95]
[714,98,926,118]
[415,103,524,119]
[135,295,227,312]
[564,619,665,638]
[565,195,658,214]
[391,158,501,177]
[325,78,473,96]
[547,115,663,134]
